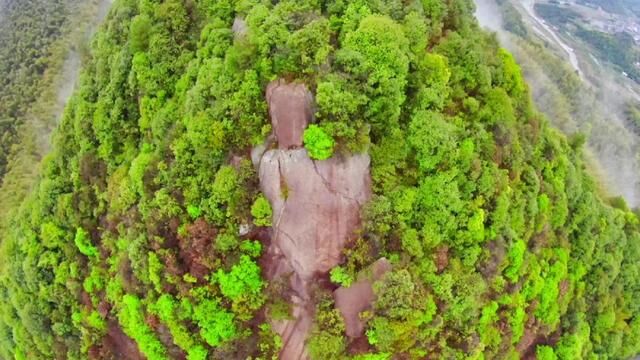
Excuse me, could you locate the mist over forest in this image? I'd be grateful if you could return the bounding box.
[475,0,640,208]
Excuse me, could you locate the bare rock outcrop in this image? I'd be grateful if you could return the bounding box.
[333,258,392,338]
[257,79,371,359]
[260,149,371,280]
[232,17,248,39]
[266,80,314,149]
[260,149,371,359]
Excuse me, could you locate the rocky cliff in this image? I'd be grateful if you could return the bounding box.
[255,80,371,359]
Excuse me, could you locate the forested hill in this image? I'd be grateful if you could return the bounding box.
[0,0,110,229]
[0,0,88,177]
[0,0,639,359]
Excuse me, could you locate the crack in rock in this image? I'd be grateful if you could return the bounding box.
[311,158,366,206]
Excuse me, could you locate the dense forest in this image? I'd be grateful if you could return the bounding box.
[0,0,640,359]
[0,0,110,231]
[0,0,87,177]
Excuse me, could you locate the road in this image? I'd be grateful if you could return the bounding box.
[521,0,583,78]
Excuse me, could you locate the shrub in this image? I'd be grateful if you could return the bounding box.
[74,228,98,258]
[118,295,167,360]
[251,195,272,227]
[537,345,558,360]
[303,125,335,160]
[330,266,354,287]
[192,298,237,347]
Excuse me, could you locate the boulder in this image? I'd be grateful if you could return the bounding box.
[266,80,314,149]
[333,258,392,338]
[259,149,371,280]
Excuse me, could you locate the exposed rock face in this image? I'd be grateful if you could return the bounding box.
[333,258,392,338]
[260,149,371,279]
[232,17,248,39]
[260,150,371,359]
[262,251,314,359]
[266,80,314,149]
[257,79,371,359]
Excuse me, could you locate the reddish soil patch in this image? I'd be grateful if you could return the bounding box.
[435,245,449,273]
[516,301,561,359]
[93,321,143,360]
[347,335,372,355]
[178,219,217,280]
[479,239,506,278]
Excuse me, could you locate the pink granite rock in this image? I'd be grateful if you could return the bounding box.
[258,79,371,360]
[266,80,314,149]
[333,258,392,338]
[259,149,371,280]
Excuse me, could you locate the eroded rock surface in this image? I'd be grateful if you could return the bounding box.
[260,149,371,359]
[260,149,371,279]
[266,80,314,149]
[258,79,371,359]
[334,258,392,338]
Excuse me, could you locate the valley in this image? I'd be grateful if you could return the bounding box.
[476,0,640,207]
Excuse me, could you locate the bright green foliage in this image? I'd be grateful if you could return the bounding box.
[251,195,272,227]
[411,53,451,110]
[205,165,241,223]
[408,111,457,172]
[74,228,98,258]
[187,205,202,219]
[240,240,262,258]
[478,302,500,348]
[149,294,205,357]
[148,252,163,293]
[187,346,208,360]
[308,296,346,360]
[216,255,265,316]
[353,354,392,360]
[303,125,335,160]
[130,14,153,53]
[330,266,354,287]
[129,147,155,196]
[504,239,526,282]
[499,49,526,99]
[83,267,105,295]
[192,298,236,347]
[537,345,558,360]
[85,311,107,332]
[215,232,240,253]
[367,270,429,353]
[287,18,333,74]
[316,75,368,123]
[339,14,409,135]
[509,307,526,344]
[118,295,167,360]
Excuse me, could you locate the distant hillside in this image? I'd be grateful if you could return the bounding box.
[578,0,640,17]
[0,0,91,179]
